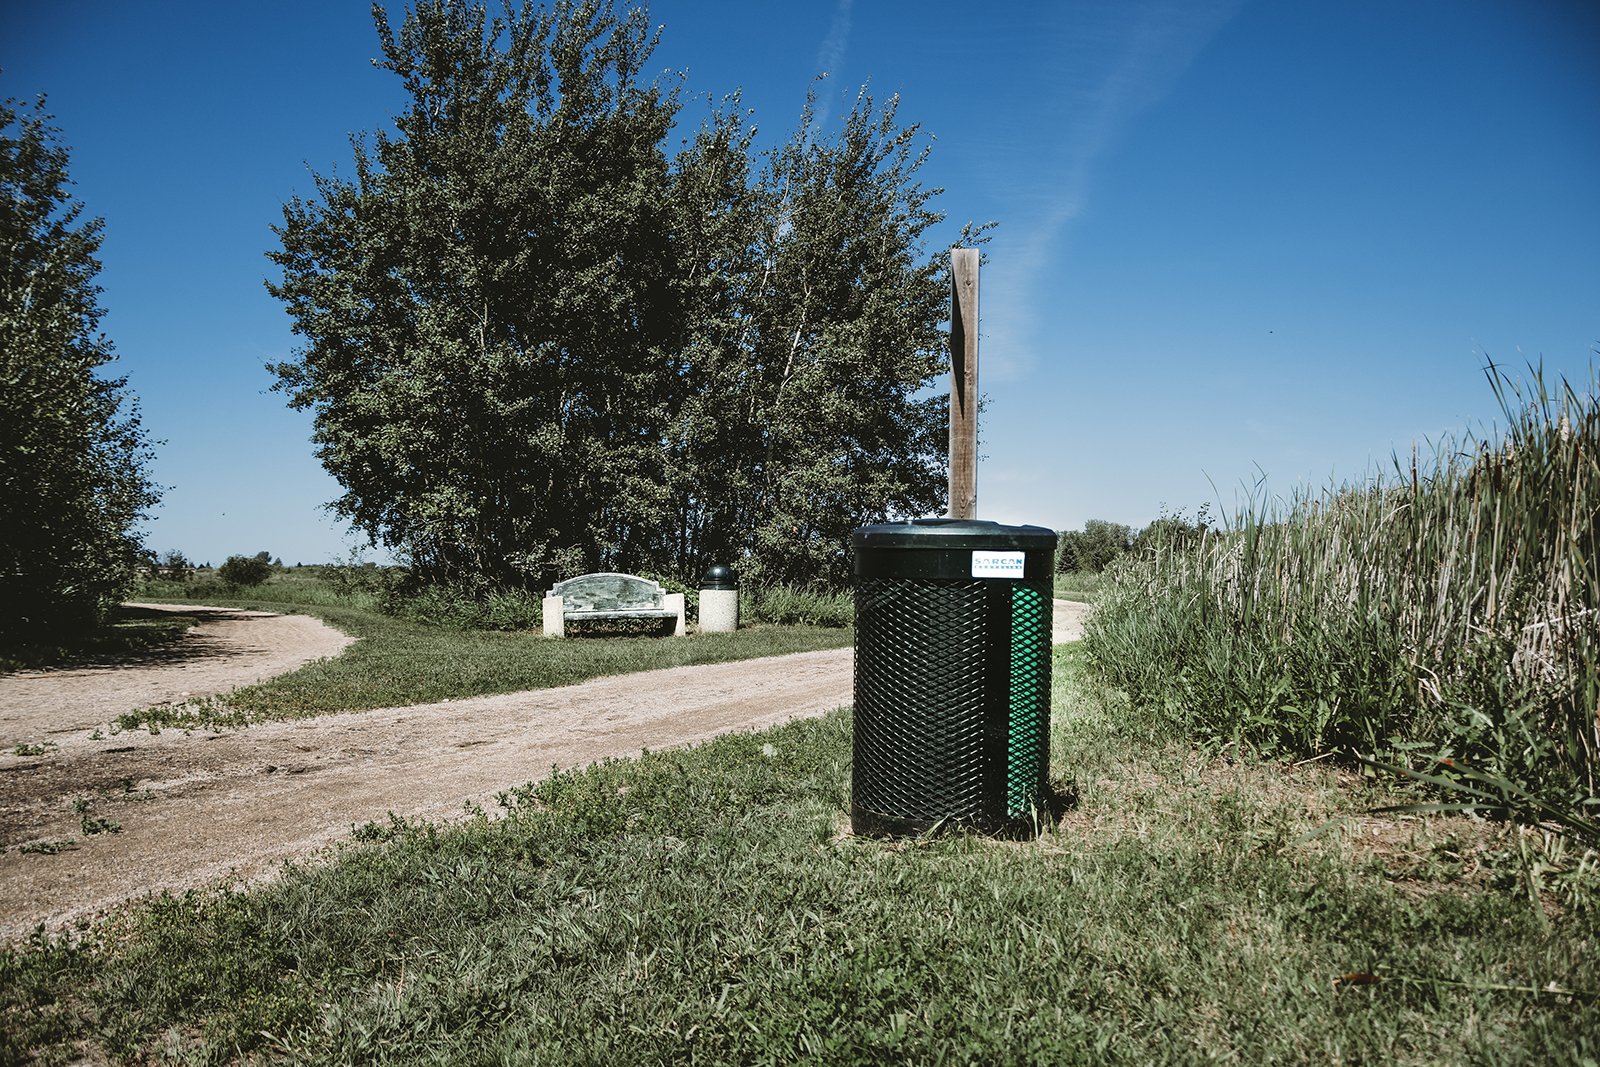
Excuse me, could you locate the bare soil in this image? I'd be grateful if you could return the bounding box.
[0,600,1089,940]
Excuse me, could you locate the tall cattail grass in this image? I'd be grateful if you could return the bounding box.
[1084,363,1598,843]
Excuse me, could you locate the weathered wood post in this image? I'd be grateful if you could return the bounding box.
[948,248,980,519]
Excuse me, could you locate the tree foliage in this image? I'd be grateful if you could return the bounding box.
[1056,519,1133,574]
[218,554,272,588]
[1131,505,1211,556]
[0,94,159,640]
[1057,509,1216,574]
[675,91,953,589]
[268,0,958,591]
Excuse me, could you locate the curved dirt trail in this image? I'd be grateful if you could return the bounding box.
[0,600,1089,939]
[0,604,355,747]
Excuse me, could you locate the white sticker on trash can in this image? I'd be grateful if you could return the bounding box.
[971,550,1025,578]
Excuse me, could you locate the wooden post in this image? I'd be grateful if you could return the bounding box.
[948,248,980,519]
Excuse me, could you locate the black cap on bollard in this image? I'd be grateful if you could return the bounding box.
[700,564,737,590]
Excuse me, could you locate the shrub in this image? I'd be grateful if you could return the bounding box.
[217,554,272,588]
[384,582,542,631]
[1131,505,1211,556]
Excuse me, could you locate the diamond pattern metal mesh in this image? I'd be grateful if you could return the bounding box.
[852,576,1053,833]
[1006,584,1051,817]
[854,578,991,823]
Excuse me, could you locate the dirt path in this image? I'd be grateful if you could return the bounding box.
[1052,597,1088,644]
[0,600,1089,939]
[0,604,356,747]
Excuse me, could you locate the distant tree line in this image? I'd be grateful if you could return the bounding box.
[1056,520,1132,574]
[1057,509,1211,574]
[270,0,984,594]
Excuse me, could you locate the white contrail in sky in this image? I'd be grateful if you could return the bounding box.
[812,0,854,128]
[983,0,1244,380]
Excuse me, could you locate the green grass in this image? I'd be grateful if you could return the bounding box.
[4,646,1595,1065]
[114,578,852,729]
[741,583,854,627]
[1053,571,1106,602]
[0,605,200,673]
[138,564,383,613]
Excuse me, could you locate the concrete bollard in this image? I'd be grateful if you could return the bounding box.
[541,594,564,637]
[698,564,738,633]
[664,592,687,637]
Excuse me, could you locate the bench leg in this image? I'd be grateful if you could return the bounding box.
[542,595,564,637]
[664,593,686,637]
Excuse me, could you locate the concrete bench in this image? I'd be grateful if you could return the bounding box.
[541,572,685,637]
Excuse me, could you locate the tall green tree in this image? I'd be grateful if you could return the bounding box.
[1056,519,1133,573]
[270,0,962,591]
[0,94,159,641]
[270,0,685,587]
[682,88,953,588]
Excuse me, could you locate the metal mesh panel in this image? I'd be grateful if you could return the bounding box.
[1006,584,1052,817]
[850,519,1056,837]
[853,577,991,823]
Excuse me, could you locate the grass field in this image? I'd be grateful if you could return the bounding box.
[1053,571,1107,602]
[3,646,1595,1064]
[1085,366,1598,857]
[108,572,852,729]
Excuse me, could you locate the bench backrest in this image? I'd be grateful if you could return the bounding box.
[551,572,665,614]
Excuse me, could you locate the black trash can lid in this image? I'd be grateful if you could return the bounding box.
[853,517,1056,551]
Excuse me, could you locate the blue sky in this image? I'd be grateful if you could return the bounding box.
[5,1,1597,565]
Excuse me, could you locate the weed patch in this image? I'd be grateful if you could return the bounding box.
[1086,363,1600,855]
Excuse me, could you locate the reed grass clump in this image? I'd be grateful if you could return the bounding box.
[741,583,854,627]
[1085,364,1599,845]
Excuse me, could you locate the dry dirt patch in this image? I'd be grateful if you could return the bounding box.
[1052,598,1089,643]
[0,648,854,938]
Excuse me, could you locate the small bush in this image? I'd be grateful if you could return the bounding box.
[639,572,699,617]
[217,555,272,588]
[481,588,543,631]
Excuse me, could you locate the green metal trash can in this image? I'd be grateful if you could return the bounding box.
[851,518,1057,837]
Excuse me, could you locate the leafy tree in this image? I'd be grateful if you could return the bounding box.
[1056,519,1133,573]
[0,94,159,641]
[1132,505,1211,556]
[269,0,962,592]
[145,549,194,580]
[270,0,685,589]
[218,554,272,588]
[666,88,955,587]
